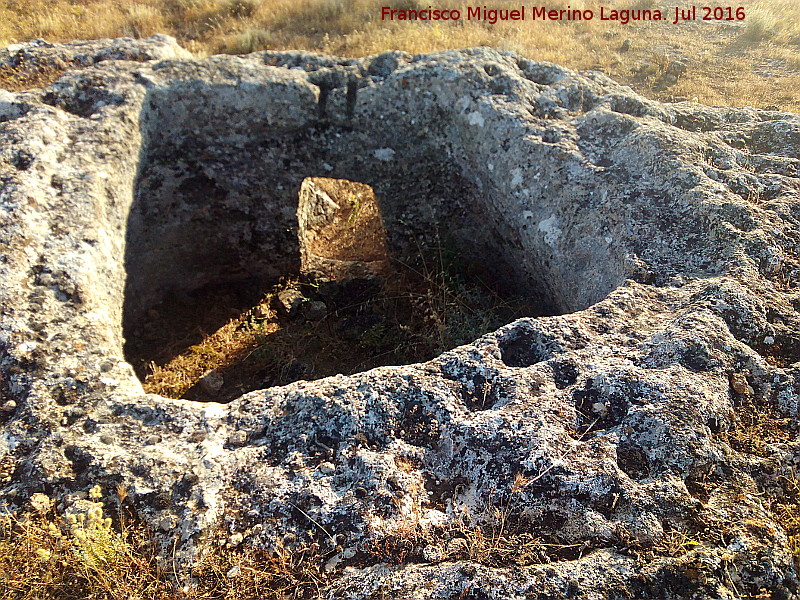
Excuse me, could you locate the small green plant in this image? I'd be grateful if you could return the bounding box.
[345,192,362,226]
[358,322,392,352]
[65,487,128,567]
[0,485,176,599]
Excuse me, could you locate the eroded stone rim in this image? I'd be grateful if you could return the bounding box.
[1,37,799,597]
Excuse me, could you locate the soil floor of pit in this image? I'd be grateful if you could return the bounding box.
[124,263,537,402]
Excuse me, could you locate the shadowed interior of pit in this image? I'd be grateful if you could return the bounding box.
[124,176,539,402]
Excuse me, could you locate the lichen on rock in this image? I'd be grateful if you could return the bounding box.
[1,35,799,598]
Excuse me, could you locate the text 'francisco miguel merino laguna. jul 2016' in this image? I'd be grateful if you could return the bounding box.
[380,5,747,25]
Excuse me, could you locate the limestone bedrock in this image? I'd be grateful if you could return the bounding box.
[1,35,800,598]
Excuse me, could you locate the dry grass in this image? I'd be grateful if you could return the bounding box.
[2,1,800,591]
[0,501,332,600]
[0,58,68,91]
[0,474,576,598]
[717,390,793,457]
[133,231,533,402]
[4,453,797,597]
[188,541,331,600]
[356,471,562,567]
[773,470,800,560]
[138,295,277,400]
[712,389,800,565]
[0,0,797,109]
[0,489,176,600]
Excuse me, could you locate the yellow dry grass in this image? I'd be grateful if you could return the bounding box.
[0,0,797,109]
[127,177,534,402]
[0,473,568,598]
[0,500,331,600]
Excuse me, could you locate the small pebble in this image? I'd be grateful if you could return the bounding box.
[200,370,224,394]
[324,555,342,572]
[302,300,328,322]
[276,289,305,316]
[252,304,270,319]
[30,492,51,513]
[422,544,445,562]
[446,537,469,555]
[228,430,248,447]
[226,565,241,578]
[729,373,750,395]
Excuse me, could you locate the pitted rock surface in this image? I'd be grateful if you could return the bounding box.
[0,33,191,75]
[1,36,800,598]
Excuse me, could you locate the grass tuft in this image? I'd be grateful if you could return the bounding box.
[0,490,174,600]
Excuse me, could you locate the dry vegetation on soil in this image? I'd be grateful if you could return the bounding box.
[0,470,611,599]
[0,0,798,110]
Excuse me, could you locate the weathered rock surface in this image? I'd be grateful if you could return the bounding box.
[0,33,191,74]
[1,35,800,598]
